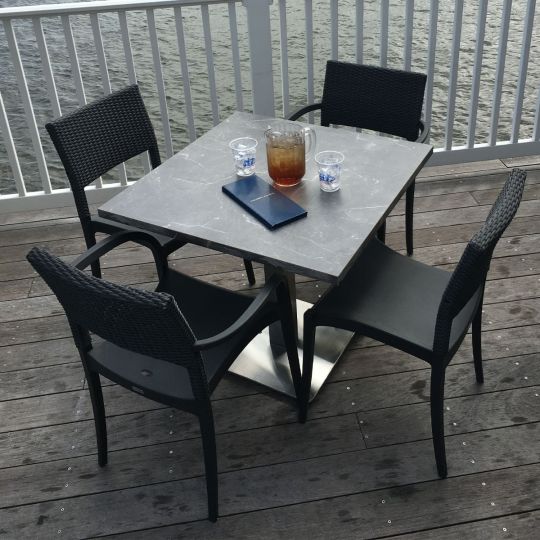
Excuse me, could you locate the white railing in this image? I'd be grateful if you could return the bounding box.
[0,0,539,213]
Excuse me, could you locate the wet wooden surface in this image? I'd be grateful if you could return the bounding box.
[0,159,539,539]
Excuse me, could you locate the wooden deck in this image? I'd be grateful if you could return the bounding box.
[1,157,539,539]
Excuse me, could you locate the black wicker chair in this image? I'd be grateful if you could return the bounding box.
[300,169,527,478]
[289,61,428,255]
[45,84,255,284]
[27,233,301,522]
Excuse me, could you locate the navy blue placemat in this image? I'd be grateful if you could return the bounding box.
[222,175,307,230]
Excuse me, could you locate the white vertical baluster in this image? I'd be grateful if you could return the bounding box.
[32,17,61,119]
[278,0,290,118]
[173,6,196,142]
[404,0,414,70]
[445,0,463,151]
[466,0,488,148]
[489,0,512,146]
[511,0,536,143]
[242,0,274,116]
[380,0,389,67]
[535,86,540,141]
[330,0,338,61]
[90,13,111,94]
[0,91,26,197]
[146,8,173,158]
[356,0,364,64]
[118,11,136,85]
[91,12,128,186]
[3,19,52,194]
[424,0,439,139]
[61,15,86,106]
[118,9,150,175]
[305,0,314,123]
[201,4,219,125]
[228,2,244,112]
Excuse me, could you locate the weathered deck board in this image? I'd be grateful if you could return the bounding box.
[3,434,539,538]
[0,163,538,539]
[385,510,540,539]
[99,461,540,540]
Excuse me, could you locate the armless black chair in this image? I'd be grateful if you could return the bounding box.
[289,61,428,255]
[27,233,301,522]
[45,84,255,284]
[300,169,526,478]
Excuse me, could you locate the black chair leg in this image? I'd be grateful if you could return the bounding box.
[430,367,447,479]
[85,367,108,467]
[406,179,415,255]
[472,303,484,384]
[90,260,102,279]
[83,230,102,278]
[199,410,218,522]
[157,252,170,281]
[244,259,256,285]
[276,283,302,403]
[377,220,386,243]
[300,310,316,424]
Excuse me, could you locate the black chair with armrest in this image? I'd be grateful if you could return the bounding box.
[289,60,428,255]
[27,231,301,522]
[300,169,527,478]
[46,84,256,284]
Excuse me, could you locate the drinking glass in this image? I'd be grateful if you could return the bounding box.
[229,137,258,177]
[316,151,344,192]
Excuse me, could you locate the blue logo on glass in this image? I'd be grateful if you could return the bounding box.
[242,157,255,167]
[319,172,335,183]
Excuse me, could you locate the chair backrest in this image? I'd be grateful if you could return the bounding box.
[433,169,527,356]
[26,247,199,371]
[320,61,427,141]
[45,85,160,231]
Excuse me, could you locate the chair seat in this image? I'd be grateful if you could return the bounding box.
[315,239,480,360]
[92,215,184,253]
[88,269,264,402]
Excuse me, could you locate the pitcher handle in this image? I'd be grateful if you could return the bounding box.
[303,127,317,161]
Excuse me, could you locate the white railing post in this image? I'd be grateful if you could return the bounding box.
[0,91,26,197]
[242,0,275,117]
[467,0,488,148]
[403,0,414,71]
[535,85,540,142]
[445,0,463,151]
[380,0,389,68]
[511,0,536,144]
[489,0,512,146]
[355,0,364,64]
[424,0,439,140]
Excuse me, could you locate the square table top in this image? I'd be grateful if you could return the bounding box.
[99,112,432,283]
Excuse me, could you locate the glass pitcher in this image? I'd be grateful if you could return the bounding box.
[265,122,317,187]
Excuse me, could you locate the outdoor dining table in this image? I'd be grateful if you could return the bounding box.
[98,111,433,400]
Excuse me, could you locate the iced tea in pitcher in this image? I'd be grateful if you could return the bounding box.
[265,122,316,187]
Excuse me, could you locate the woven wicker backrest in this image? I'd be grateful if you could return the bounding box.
[433,169,527,356]
[45,85,160,225]
[26,247,199,368]
[320,61,427,141]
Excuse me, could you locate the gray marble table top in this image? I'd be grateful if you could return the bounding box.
[99,111,432,283]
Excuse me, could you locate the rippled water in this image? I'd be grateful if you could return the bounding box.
[0,0,538,194]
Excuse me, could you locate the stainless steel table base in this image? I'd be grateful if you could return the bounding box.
[229,300,354,401]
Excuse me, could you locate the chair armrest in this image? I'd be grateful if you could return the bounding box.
[72,230,166,278]
[193,274,284,350]
[416,120,430,144]
[288,103,322,121]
